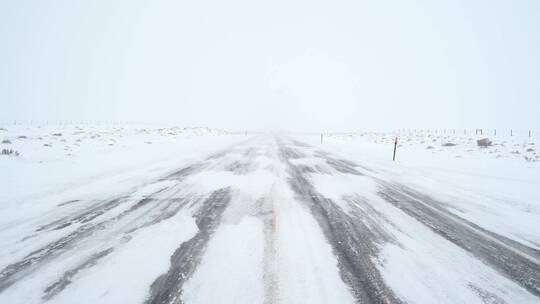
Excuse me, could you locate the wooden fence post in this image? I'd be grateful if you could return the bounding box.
[393,137,398,161]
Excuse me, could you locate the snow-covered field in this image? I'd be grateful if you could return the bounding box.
[1,126,539,303]
[0,124,238,204]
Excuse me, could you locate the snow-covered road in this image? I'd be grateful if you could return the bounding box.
[1,135,539,303]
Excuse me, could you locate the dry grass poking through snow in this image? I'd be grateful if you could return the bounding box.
[328,131,539,162]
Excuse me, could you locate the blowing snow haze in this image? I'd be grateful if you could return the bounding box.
[2,2,540,303]
[1,0,539,131]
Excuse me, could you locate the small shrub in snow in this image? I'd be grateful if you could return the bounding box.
[2,139,11,144]
[526,148,535,152]
[477,138,492,147]
[1,149,19,156]
[52,133,62,136]
[0,128,7,131]
[426,146,434,149]
[17,135,27,139]
[524,155,539,162]
[44,143,52,147]
[442,143,456,147]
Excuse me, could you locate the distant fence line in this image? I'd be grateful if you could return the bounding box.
[323,129,536,139]
[395,128,535,137]
[1,120,168,127]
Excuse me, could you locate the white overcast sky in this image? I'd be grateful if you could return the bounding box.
[1,0,539,131]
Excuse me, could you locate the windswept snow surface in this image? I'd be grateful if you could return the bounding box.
[1,127,540,303]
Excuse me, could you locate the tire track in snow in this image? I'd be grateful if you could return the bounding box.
[0,145,239,297]
[289,136,540,299]
[175,139,275,304]
[262,196,279,304]
[377,182,540,297]
[37,159,213,234]
[0,221,107,293]
[0,194,190,294]
[145,188,232,304]
[41,247,114,301]
[277,138,403,304]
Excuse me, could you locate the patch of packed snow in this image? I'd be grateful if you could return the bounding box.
[182,216,265,304]
[49,212,198,304]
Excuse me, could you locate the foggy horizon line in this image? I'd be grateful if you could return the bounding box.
[1,119,537,134]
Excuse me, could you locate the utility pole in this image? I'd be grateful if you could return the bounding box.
[393,137,398,161]
[320,133,323,144]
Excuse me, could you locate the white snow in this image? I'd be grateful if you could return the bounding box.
[272,181,355,304]
[0,210,198,304]
[181,139,356,303]
[182,216,265,304]
[378,211,538,304]
[50,212,198,304]
[0,124,243,206]
[1,129,539,304]
[291,132,540,303]
[300,131,540,249]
